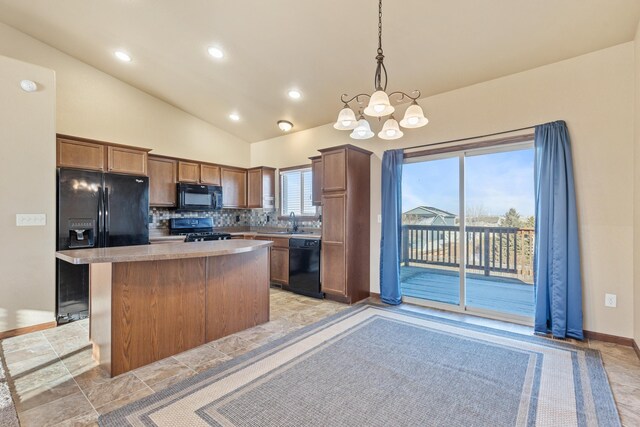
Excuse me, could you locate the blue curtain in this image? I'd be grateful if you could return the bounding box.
[380,149,404,305]
[534,121,583,340]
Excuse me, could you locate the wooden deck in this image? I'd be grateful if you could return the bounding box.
[400,266,534,318]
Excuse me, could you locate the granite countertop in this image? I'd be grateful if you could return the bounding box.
[231,231,322,239]
[56,240,272,265]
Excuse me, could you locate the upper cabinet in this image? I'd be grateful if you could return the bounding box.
[247,167,275,209]
[310,156,323,206]
[200,164,221,186]
[148,156,177,207]
[221,168,247,208]
[57,138,105,171]
[57,135,150,175]
[177,161,200,183]
[322,149,347,192]
[177,162,221,185]
[108,146,147,176]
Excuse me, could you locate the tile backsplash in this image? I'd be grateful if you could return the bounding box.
[150,207,322,230]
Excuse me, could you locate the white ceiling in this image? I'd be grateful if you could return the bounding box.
[0,1,639,143]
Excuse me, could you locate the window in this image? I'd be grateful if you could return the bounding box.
[280,167,316,217]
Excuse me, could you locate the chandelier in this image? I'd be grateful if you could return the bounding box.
[333,0,428,140]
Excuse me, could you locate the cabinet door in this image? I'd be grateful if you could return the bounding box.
[200,164,221,185]
[57,138,105,171]
[178,161,200,183]
[322,149,346,192]
[262,168,275,209]
[247,169,262,208]
[321,243,346,295]
[271,247,289,285]
[108,146,148,175]
[148,157,177,207]
[311,157,323,205]
[221,168,247,208]
[321,194,346,243]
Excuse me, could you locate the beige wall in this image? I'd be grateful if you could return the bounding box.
[252,42,636,338]
[0,22,250,167]
[634,20,640,345]
[0,55,56,332]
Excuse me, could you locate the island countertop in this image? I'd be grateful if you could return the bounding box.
[56,240,273,264]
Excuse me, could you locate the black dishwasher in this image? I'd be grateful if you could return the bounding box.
[288,238,323,299]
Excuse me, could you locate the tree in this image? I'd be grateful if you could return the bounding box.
[502,208,521,228]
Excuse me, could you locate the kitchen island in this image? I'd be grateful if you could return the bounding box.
[56,240,272,377]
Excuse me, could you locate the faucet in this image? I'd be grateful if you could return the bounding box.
[289,211,299,233]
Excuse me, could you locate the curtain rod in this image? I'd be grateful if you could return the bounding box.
[402,123,540,152]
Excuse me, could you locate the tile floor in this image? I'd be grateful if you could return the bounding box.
[0,289,638,426]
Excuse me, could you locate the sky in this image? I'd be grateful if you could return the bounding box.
[402,148,535,217]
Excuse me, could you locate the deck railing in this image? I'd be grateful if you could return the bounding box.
[401,225,535,282]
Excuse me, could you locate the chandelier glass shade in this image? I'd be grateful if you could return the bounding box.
[333,0,428,140]
[350,118,375,140]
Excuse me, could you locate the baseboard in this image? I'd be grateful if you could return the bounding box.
[0,321,56,340]
[633,340,640,359]
[583,330,634,347]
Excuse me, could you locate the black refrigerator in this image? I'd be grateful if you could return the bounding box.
[56,168,149,324]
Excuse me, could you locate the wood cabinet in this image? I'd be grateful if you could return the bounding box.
[310,156,323,206]
[148,156,177,207]
[57,135,150,176]
[221,168,247,208]
[255,236,289,285]
[322,148,347,192]
[108,146,147,175]
[178,161,200,183]
[318,145,371,304]
[247,167,275,209]
[57,138,105,171]
[200,164,221,185]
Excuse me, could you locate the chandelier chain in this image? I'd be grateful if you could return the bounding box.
[377,0,383,55]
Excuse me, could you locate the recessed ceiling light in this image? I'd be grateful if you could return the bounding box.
[208,47,224,59]
[288,89,302,99]
[277,120,293,132]
[114,51,132,62]
[229,113,240,121]
[19,79,38,92]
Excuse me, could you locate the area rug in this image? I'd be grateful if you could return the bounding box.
[0,354,19,427]
[100,304,620,427]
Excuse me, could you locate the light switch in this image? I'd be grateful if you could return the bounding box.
[377,214,382,223]
[16,213,46,227]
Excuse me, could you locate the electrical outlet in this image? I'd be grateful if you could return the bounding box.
[605,293,617,308]
[16,213,46,226]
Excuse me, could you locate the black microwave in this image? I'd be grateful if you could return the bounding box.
[177,183,223,211]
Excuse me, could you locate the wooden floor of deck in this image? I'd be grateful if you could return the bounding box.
[400,266,534,318]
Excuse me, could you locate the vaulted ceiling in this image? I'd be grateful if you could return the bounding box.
[0,1,639,142]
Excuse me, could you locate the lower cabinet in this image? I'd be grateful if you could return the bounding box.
[270,247,289,285]
[255,236,289,285]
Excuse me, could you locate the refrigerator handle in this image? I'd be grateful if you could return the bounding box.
[97,186,104,248]
[105,187,110,245]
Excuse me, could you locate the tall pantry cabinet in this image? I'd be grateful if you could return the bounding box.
[318,144,372,304]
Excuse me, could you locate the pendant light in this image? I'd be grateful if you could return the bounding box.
[333,0,428,140]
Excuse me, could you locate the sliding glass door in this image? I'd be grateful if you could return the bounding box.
[400,142,535,323]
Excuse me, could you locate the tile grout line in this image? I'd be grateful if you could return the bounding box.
[18,330,100,423]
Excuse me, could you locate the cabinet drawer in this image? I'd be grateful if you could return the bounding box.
[57,138,105,171]
[108,146,148,175]
[254,236,289,248]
